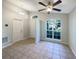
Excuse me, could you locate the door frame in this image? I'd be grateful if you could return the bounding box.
[44,19,62,42]
[13,19,24,43]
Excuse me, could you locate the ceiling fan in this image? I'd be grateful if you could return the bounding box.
[38,0,62,14]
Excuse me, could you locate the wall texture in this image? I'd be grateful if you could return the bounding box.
[69,8,76,55]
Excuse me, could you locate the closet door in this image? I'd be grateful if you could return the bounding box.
[13,19,23,43]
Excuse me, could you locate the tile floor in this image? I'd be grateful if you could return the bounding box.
[2,39,75,59]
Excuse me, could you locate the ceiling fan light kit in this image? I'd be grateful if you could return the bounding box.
[46,8,52,12]
[46,5,52,11]
[38,0,62,14]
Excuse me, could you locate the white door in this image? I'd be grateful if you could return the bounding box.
[13,19,23,43]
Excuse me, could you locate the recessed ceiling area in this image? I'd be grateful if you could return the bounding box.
[4,0,76,14]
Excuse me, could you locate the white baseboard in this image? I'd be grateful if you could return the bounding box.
[69,46,76,56]
[2,37,32,49]
[2,42,13,49]
[61,42,68,46]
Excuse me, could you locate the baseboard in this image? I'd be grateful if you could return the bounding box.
[2,37,35,49]
[61,42,68,46]
[27,37,35,39]
[69,46,76,56]
[40,39,68,45]
[2,42,13,49]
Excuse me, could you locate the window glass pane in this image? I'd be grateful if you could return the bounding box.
[54,35,60,39]
[47,31,52,35]
[50,35,52,38]
[47,31,50,34]
[47,22,49,30]
[54,32,60,39]
[47,35,49,38]
[47,35,52,38]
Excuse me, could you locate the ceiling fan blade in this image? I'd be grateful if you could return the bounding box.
[38,2,47,7]
[53,8,61,11]
[53,0,62,6]
[38,8,46,12]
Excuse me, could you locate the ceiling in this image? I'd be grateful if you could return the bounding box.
[4,0,76,14]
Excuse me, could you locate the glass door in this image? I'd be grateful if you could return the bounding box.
[46,20,61,40]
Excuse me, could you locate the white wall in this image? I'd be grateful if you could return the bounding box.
[29,12,69,45]
[29,12,48,38]
[69,8,76,55]
[2,0,30,48]
[2,1,13,47]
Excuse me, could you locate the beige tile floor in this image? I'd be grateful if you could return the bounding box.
[2,39,75,59]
